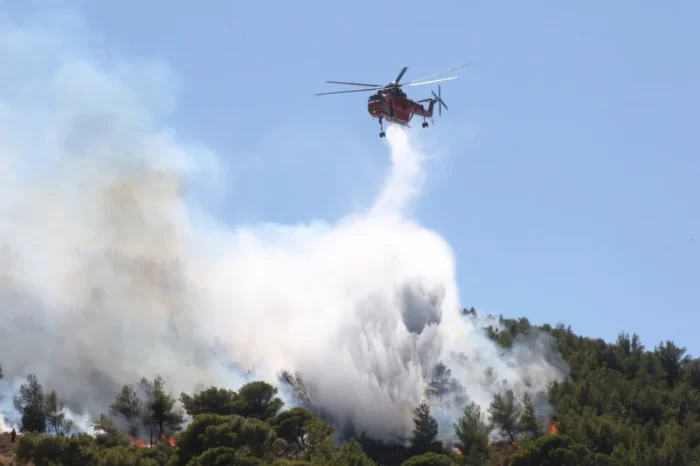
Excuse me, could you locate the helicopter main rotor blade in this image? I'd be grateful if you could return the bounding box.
[314,87,381,95]
[402,76,458,87]
[405,63,471,85]
[325,80,382,87]
[393,66,408,84]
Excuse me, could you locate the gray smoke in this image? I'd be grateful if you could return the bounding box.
[0,8,569,440]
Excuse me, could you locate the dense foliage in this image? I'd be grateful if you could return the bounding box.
[2,309,699,465]
[485,314,700,465]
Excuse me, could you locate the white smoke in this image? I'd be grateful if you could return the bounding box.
[0,8,568,441]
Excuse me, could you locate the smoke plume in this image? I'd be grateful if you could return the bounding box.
[0,9,568,441]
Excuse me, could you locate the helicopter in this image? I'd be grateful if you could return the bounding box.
[314,64,470,137]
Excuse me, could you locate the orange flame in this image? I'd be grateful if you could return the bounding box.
[128,434,147,448]
[549,421,558,435]
[169,437,176,447]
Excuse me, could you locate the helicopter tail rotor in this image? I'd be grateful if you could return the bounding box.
[431,85,448,117]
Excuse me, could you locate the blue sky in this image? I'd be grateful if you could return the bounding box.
[6,1,700,355]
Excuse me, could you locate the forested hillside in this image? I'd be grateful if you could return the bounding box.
[1,310,698,465]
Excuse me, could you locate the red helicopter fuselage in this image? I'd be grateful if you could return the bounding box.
[367,88,437,126]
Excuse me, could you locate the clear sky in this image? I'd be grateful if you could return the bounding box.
[5,1,699,354]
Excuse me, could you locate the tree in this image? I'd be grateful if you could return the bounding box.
[233,381,284,420]
[147,375,184,439]
[180,386,239,416]
[268,407,318,457]
[186,446,241,465]
[175,413,279,464]
[401,452,455,465]
[488,389,520,442]
[301,416,337,463]
[16,433,101,465]
[426,363,451,401]
[178,382,283,421]
[96,445,165,466]
[333,438,378,465]
[136,377,154,400]
[655,340,687,388]
[45,390,73,435]
[408,400,443,456]
[109,384,142,436]
[356,433,411,466]
[453,402,490,464]
[685,358,700,390]
[13,374,47,433]
[481,367,497,387]
[517,392,542,439]
[137,377,155,444]
[91,414,131,448]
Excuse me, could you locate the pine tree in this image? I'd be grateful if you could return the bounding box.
[655,341,687,388]
[234,381,284,420]
[408,400,443,455]
[13,374,46,433]
[110,384,142,436]
[516,392,542,439]
[488,389,520,442]
[427,363,451,401]
[147,375,184,439]
[333,438,377,465]
[137,377,155,445]
[454,402,491,463]
[45,390,73,435]
[179,386,238,416]
[92,413,131,448]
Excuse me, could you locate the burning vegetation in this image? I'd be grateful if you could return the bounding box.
[3,357,561,466]
[2,318,699,465]
[126,433,176,449]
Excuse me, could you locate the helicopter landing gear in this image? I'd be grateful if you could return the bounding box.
[379,118,386,137]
